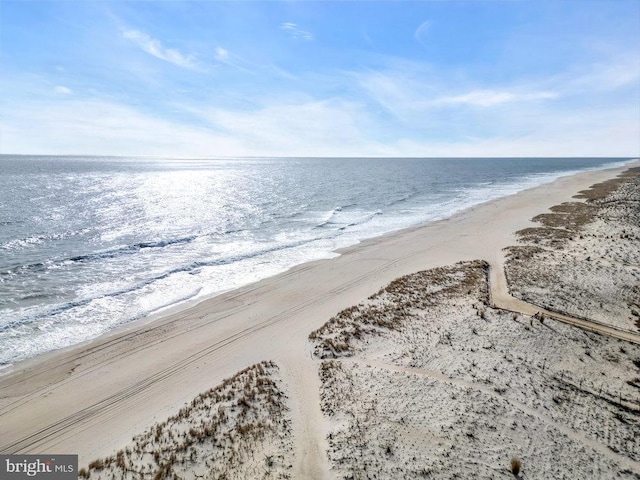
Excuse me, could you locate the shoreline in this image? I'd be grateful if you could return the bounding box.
[1,161,638,467]
[2,158,637,374]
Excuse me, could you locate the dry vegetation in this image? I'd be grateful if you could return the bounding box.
[311,262,640,479]
[79,361,293,480]
[505,167,640,331]
[309,260,490,358]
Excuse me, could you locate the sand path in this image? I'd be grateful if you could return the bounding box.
[488,259,640,345]
[278,351,331,479]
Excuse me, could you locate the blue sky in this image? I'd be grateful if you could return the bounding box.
[1,1,639,157]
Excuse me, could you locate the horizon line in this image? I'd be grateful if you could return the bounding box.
[1,154,638,161]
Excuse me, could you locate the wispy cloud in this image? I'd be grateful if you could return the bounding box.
[54,86,72,95]
[356,61,560,127]
[211,46,254,74]
[1,89,637,157]
[0,99,244,156]
[392,105,640,157]
[123,29,198,69]
[434,89,558,107]
[280,23,313,41]
[569,53,640,92]
[215,47,229,62]
[194,98,381,155]
[0,92,384,156]
[414,20,431,47]
[356,66,441,121]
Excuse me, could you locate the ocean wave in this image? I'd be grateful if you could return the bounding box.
[17,293,50,302]
[0,220,23,227]
[145,286,203,316]
[0,234,330,333]
[314,204,378,229]
[314,207,340,228]
[0,235,197,275]
[388,191,417,206]
[68,236,197,262]
[1,234,49,250]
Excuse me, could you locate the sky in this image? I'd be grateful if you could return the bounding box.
[1,0,639,157]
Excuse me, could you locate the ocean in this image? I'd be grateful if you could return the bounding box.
[0,156,633,366]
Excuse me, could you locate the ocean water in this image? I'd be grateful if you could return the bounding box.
[0,156,633,366]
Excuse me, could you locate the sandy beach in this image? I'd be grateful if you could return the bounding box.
[1,162,639,479]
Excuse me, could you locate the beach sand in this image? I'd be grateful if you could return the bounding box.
[1,161,638,479]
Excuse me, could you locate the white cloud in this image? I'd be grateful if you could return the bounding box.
[391,108,640,157]
[0,99,244,156]
[123,29,197,69]
[356,68,436,121]
[356,64,559,128]
[568,54,640,92]
[1,93,637,157]
[2,49,637,158]
[434,89,558,107]
[0,96,387,157]
[414,20,431,47]
[209,46,254,73]
[54,86,72,95]
[215,47,229,62]
[280,23,313,41]
[194,98,384,156]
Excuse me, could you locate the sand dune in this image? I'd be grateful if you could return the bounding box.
[311,261,639,478]
[505,167,640,332]
[79,362,294,479]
